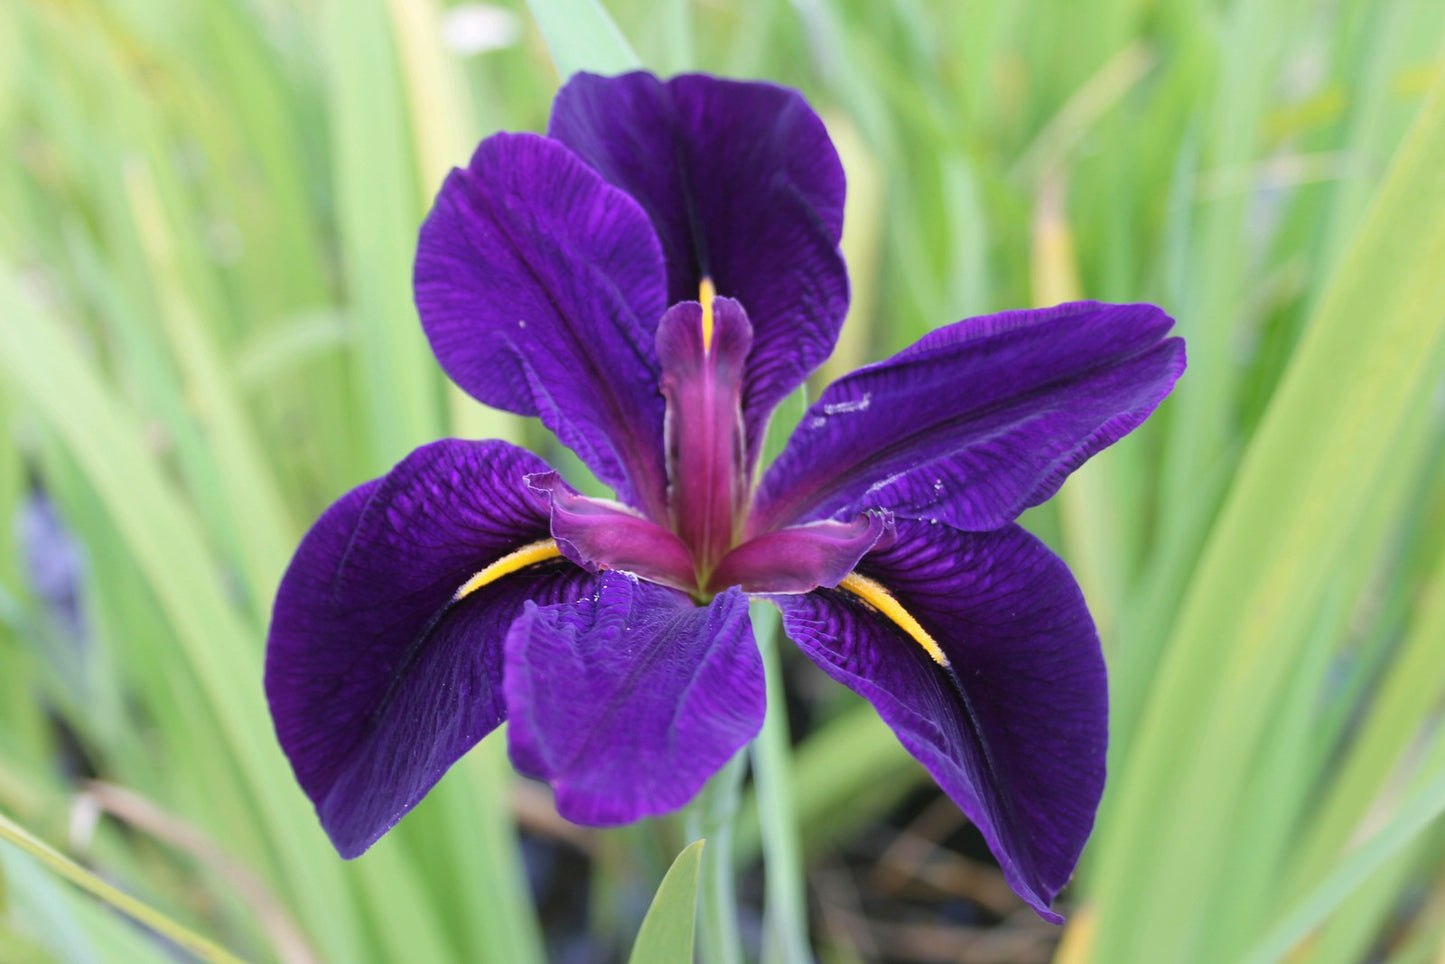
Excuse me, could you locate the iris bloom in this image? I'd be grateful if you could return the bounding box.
[266,71,1184,921]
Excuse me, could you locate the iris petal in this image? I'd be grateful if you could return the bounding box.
[505,574,764,824]
[549,71,849,465]
[415,132,670,518]
[752,301,1186,533]
[265,439,593,856]
[773,520,1106,921]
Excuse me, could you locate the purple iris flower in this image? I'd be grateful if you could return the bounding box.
[266,71,1184,921]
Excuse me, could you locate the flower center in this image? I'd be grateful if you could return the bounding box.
[656,283,754,591]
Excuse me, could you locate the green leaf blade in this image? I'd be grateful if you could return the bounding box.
[628,839,705,964]
[525,0,642,80]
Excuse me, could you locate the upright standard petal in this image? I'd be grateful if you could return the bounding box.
[505,574,764,824]
[415,132,671,518]
[751,302,1186,533]
[266,439,593,857]
[773,521,1106,921]
[549,72,849,462]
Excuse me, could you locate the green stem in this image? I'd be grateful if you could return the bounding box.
[748,602,812,964]
[0,808,247,964]
[685,750,748,964]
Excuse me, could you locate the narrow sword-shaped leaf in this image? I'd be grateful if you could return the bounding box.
[326,0,443,473]
[0,265,367,963]
[1086,63,1445,963]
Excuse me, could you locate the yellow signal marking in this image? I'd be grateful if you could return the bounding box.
[699,276,717,351]
[838,572,951,668]
[453,539,563,602]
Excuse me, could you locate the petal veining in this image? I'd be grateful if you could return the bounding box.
[835,570,949,668]
[549,71,849,466]
[504,575,764,824]
[773,520,1106,921]
[751,301,1186,533]
[415,131,670,517]
[266,439,594,856]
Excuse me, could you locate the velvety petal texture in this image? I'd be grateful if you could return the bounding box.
[549,72,849,461]
[266,439,593,857]
[773,521,1106,921]
[752,302,1186,533]
[415,132,671,518]
[505,575,764,824]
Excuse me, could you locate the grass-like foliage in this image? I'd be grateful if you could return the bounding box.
[1,0,1444,961]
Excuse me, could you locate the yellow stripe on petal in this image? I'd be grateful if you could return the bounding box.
[838,572,952,669]
[699,276,717,351]
[454,539,563,602]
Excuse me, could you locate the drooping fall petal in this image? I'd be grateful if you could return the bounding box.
[505,574,764,824]
[773,521,1107,921]
[266,439,593,857]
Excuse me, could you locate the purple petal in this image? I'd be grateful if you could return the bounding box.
[266,439,594,857]
[415,132,670,519]
[751,302,1186,533]
[707,512,890,595]
[773,521,1106,921]
[505,575,763,824]
[549,72,849,465]
[527,470,697,593]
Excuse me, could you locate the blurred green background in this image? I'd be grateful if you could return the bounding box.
[2,0,1445,961]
